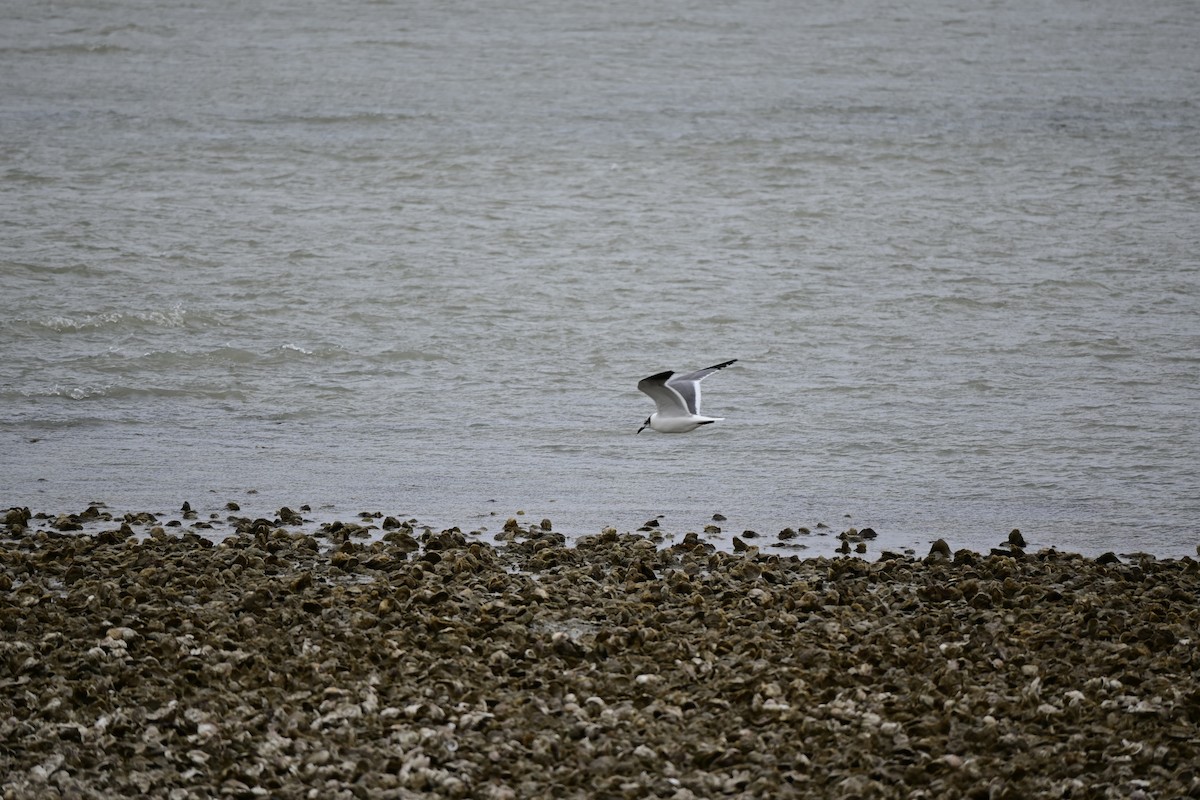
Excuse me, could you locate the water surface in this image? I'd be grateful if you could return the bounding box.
[3,0,1198,557]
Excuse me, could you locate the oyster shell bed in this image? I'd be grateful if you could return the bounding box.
[3,512,1199,799]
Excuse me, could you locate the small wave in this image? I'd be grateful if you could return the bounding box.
[3,170,58,186]
[6,384,247,403]
[245,111,427,127]
[20,305,189,334]
[268,343,350,363]
[12,43,132,56]
[373,348,449,362]
[47,384,116,401]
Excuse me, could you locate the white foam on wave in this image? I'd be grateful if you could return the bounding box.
[28,305,189,333]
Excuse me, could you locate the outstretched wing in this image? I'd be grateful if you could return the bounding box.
[637,370,691,418]
[665,359,737,415]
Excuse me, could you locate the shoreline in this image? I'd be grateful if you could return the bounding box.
[3,509,1199,797]
[6,502,1194,563]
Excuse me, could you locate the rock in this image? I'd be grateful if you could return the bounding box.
[278,507,304,525]
[53,514,83,531]
[4,506,1200,799]
[382,530,419,551]
[928,539,951,558]
[1008,528,1027,547]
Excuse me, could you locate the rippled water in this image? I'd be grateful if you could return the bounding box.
[3,0,1198,557]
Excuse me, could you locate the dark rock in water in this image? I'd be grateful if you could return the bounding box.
[4,507,31,528]
[181,501,192,513]
[839,526,877,542]
[53,514,83,532]
[278,507,303,525]
[778,528,797,540]
[837,540,851,554]
[240,518,275,537]
[226,501,240,511]
[928,539,951,558]
[642,519,660,529]
[1008,528,1027,547]
[854,542,867,553]
[539,518,552,531]
[1096,551,1121,565]
[712,513,726,521]
[742,529,758,539]
[732,536,749,552]
[382,516,403,530]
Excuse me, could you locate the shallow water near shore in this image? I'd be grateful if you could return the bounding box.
[2,0,1198,557]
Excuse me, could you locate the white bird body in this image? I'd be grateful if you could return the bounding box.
[636,359,737,434]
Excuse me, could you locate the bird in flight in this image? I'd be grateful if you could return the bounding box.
[636,359,737,434]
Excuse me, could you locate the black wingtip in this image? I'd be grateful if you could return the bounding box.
[707,359,737,371]
[640,369,675,383]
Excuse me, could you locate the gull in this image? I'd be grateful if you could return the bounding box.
[636,359,738,434]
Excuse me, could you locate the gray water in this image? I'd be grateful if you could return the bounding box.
[3,0,1198,558]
